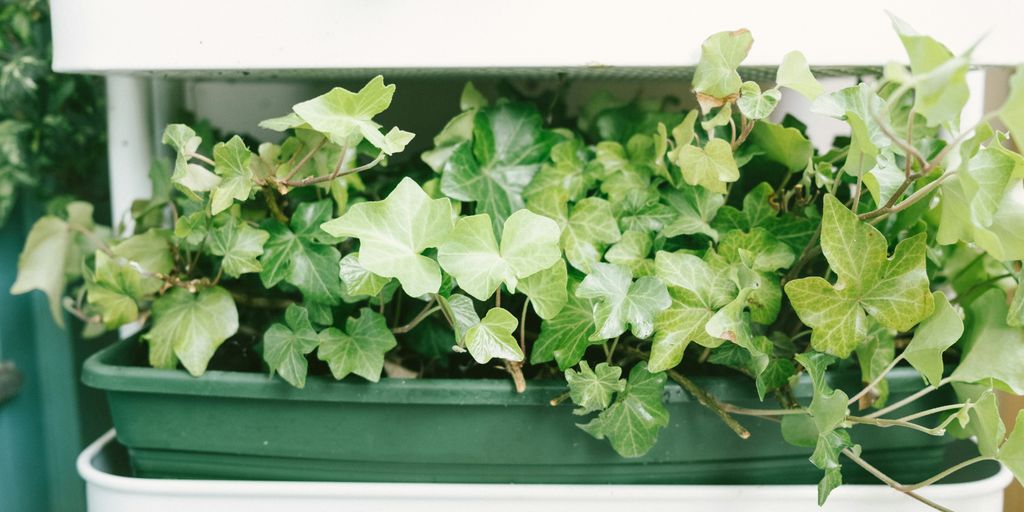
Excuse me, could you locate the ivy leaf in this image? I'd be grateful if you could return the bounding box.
[855,323,895,406]
[737,82,780,120]
[441,103,557,234]
[561,197,622,272]
[1001,66,1024,150]
[902,292,963,386]
[891,15,970,127]
[531,278,599,370]
[785,196,933,357]
[517,259,568,320]
[322,177,455,297]
[796,351,855,505]
[288,76,413,155]
[209,217,269,278]
[437,209,562,301]
[210,136,255,215]
[692,29,753,112]
[578,362,669,458]
[748,121,813,173]
[963,144,1024,228]
[577,263,670,341]
[951,289,1024,394]
[661,185,725,240]
[776,51,824,101]
[615,189,675,234]
[811,83,890,148]
[712,182,817,252]
[649,250,735,372]
[937,172,1024,261]
[863,151,905,206]
[565,361,626,416]
[162,124,221,197]
[674,139,739,194]
[717,227,795,272]
[842,112,879,177]
[705,288,771,386]
[952,383,1005,457]
[260,200,345,304]
[524,138,592,203]
[338,252,390,298]
[441,293,479,345]
[87,251,162,329]
[604,230,653,276]
[263,304,320,388]
[317,308,397,383]
[464,307,522,364]
[998,409,1024,485]
[11,202,102,325]
[144,286,239,377]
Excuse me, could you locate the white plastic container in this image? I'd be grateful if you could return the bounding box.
[80,430,1011,512]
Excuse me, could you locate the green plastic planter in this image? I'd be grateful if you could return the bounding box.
[84,338,957,485]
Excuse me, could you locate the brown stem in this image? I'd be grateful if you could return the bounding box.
[667,369,751,439]
[188,152,215,166]
[262,188,289,223]
[282,137,327,183]
[391,300,441,334]
[279,150,381,189]
[504,360,527,393]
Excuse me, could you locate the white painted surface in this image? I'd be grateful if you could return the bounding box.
[51,0,1023,75]
[104,76,152,236]
[79,430,1011,512]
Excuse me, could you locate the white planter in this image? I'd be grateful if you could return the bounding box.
[80,430,1011,512]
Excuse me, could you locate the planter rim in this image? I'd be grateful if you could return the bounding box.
[84,338,933,406]
[79,430,1012,501]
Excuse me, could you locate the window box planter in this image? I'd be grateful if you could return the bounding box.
[87,338,957,485]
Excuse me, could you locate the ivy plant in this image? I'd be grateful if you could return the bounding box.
[11,16,1024,510]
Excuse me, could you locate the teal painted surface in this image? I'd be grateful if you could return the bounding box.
[0,199,113,512]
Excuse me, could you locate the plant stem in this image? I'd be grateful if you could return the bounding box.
[841,448,954,512]
[845,415,941,436]
[261,188,289,223]
[951,273,1013,304]
[519,298,530,353]
[895,403,967,423]
[391,302,441,334]
[865,377,951,419]
[188,152,215,166]
[549,391,571,407]
[903,455,993,491]
[720,404,807,416]
[606,336,620,364]
[282,137,327,183]
[280,151,382,189]
[667,370,751,439]
[848,355,904,406]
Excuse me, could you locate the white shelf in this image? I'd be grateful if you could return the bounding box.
[51,0,1023,77]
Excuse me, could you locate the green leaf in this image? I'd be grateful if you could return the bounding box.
[10,202,101,325]
[561,197,622,272]
[531,278,600,370]
[578,362,669,458]
[749,121,813,173]
[338,252,390,298]
[649,250,735,372]
[712,182,817,252]
[288,76,413,155]
[855,323,895,406]
[737,82,780,120]
[785,196,933,357]
[705,289,772,388]
[1001,66,1024,150]
[162,124,220,197]
[951,289,1024,394]
[463,307,522,364]
[692,29,754,112]
[952,383,1005,457]
[144,287,239,376]
[577,263,670,341]
[260,200,345,303]
[441,103,556,234]
[963,144,1024,228]
[517,259,568,320]
[937,173,1024,261]
[263,304,320,388]
[797,352,850,434]
[442,293,480,344]
[87,251,162,329]
[322,177,455,297]
[524,138,592,203]
[460,81,488,110]
[891,15,970,127]
[565,361,626,415]
[674,139,740,194]
[661,185,725,240]
[317,308,397,383]
[782,414,819,447]
[437,209,562,301]
[614,189,675,234]
[604,230,653,276]
[811,84,889,148]
[902,292,963,386]
[717,227,795,272]
[209,217,269,278]
[842,112,879,177]
[863,151,905,206]
[797,351,857,504]
[998,409,1024,485]
[776,51,824,101]
[210,136,255,214]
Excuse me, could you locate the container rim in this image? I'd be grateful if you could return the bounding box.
[82,338,938,406]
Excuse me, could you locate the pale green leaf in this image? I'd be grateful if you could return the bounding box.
[952,383,1005,457]
[561,197,621,272]
[842,112,879,177]
[776,51,824,101]
[661,185,725,240]
[531,278,599,370]
[517,259,568,320]
[737,82,780,120]
[577,263,670,341]
[339,252,390,298]
[891,14,970,127]
[785,196,933,357]
[565,361,626,415]
[951,289,1024,394]
[290,76,412,155]
[999,409,1024,485]
[675,138,739,194]
[144,286,238,377]
[317,308,397,383]
[464,307,522,364]
[210,136,255,214]
[863,151,905,206]
[692,29,754,111]
[1000,66,1024,150]
[749,121,813,173]
[322,177,455,297]
[260,200,344,303]
[604,230,653,276]
[903,292,963,386]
